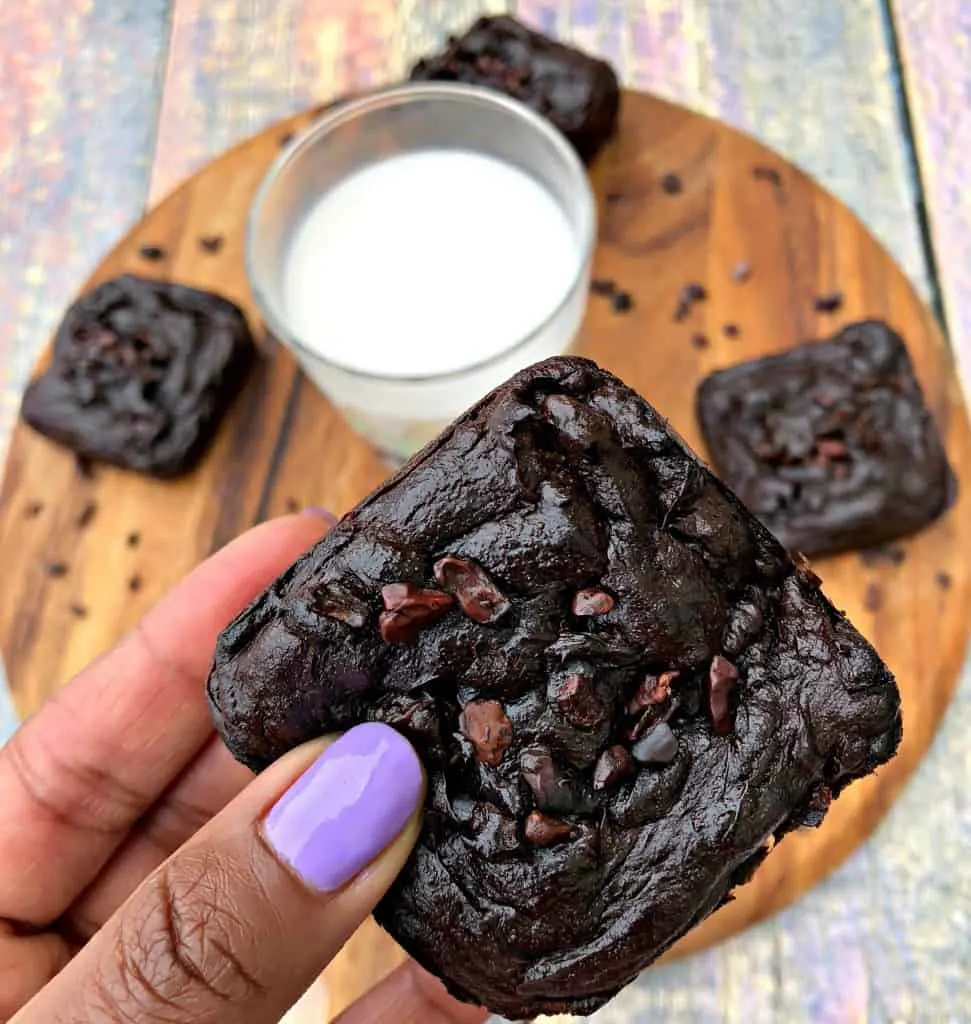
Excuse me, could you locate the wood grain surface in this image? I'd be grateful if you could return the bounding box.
[891,0,971,396]
[1,89,969,1021]
[2,4,971,1022]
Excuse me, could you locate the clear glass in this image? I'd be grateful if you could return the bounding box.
[247,82,596,464]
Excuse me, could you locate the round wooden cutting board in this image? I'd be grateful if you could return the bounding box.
[1,90,969,1018]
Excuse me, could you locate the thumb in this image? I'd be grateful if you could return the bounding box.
[17,724,424,1024]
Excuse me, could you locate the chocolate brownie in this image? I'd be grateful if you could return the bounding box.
[410,15,620,163]
[21,274,256,477]
[207,356,901,1019]
[696,320,955,556]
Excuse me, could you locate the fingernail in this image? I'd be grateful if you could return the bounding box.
[302,507,337,526]
[263,723,423,892]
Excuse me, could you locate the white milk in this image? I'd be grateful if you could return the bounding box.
[283,149,579,378]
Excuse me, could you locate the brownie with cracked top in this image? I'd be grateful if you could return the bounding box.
[207,356,901,1019]
[21,274,256,477]
[410,15,620,163]
[696,320,955,556]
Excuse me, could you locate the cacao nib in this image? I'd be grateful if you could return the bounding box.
[379,582,454,644]
[524,810,574,846]
[459,700,514,766]
[572,588,614,616]
[434,556,510,624]
[814,291,844,314]
[593,745,634,790]
[552,673,606,729]
[659,172,682,195]
[611,291,633,314]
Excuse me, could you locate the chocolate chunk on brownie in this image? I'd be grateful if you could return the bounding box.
[207,356,901,1019]
[696,320,955,556]
[410,15,620,163]
[21,274,256,477]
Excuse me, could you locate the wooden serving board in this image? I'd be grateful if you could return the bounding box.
[1,90,969,1018]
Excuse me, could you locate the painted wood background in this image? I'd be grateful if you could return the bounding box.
[0,2,969,1021]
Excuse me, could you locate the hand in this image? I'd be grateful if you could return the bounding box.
[0,512,487,1024]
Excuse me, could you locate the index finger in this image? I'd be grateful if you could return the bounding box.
[0,512,330,927]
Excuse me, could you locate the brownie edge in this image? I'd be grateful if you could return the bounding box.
[207,355,901,1019]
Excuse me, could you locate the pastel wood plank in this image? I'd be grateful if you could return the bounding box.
[891,0,971,394]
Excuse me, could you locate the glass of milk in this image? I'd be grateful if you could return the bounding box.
[247,82,596,464]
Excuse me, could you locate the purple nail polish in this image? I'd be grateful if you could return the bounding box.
[302,507,337,526]
[264,723,423,892]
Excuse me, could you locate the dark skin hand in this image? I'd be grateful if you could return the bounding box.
[0,512,488,1024]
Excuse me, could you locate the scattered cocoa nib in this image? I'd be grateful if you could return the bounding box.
[814,291,844,314]
[590,278,615,296]
[69,602,88,619]
[44,561,68,578]
[75,501,97,529]
[674,282,707,321]
[279,131,295,147]
[24,501,44,519]
[593,745,634,790]
[864,581,883,613]
[524,810,574,846]
[313,584,370,629]
[138,244,165,262]
[572,588,614,616]
[379,582,453,643]
[708,654,739,735]
[611,291,633,314]
[199,234,224,254]
[659,172,683,195]
[731,262,752,283]
[458,700,513,766]
[631,722,678,764]
[126,531,141,549]
[935,571,952,591]
[723,323,740,339]
[128,574,143,593]
[793,552,822,588]
[433,556,510,625]
[691,332,710,351]
[860,546,906,568]
[752,165,782,186]
[553,673,606,729]
[627,670,679,714]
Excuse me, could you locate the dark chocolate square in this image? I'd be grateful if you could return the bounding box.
[207,356,900,1019]
[410,15,620,163]
[21,274,256,477]
[696,320,955,556]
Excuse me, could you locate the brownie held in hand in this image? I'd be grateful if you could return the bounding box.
[410,15,620,163]
[207,357,901,1019]
[21,274,256,477]
[696,320,955,556]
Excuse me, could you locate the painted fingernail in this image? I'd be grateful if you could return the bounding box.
[263,723,423,892]
[302,507,337,526]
